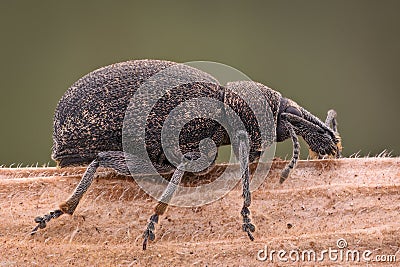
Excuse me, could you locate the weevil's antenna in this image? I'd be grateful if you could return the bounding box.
[325,109,342,158]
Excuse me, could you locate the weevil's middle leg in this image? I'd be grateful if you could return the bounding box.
[143,160,187,250]
[237,131,255,241]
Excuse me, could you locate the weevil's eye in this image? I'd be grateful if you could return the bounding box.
[285,106,302,117]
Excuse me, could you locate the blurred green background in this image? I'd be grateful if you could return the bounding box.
[0,1,399,166]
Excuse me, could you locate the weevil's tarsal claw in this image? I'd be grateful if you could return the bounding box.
[142,230,150,250]
[143,214,159,250]
[31,209,64,235]
[241,206,255,241]
[243,224,255,241]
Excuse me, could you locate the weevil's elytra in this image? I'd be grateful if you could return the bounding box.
[52,60,177,167]
[32,59,342,250]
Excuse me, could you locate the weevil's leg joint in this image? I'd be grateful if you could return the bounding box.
[59,159,100,215]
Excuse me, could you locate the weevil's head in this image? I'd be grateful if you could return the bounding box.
[310,109,343,159]
[306,109,343,159]
[276,97,342,158]
[276,97,303,142]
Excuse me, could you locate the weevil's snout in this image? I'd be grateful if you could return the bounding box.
[322,133,342,159]
[316,109,342,159]
[308,120,342,159]
[307,129,338,159]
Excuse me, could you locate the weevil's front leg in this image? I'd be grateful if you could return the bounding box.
[31,151,144,235]
[237,130,255,241]
[279,121,300,184]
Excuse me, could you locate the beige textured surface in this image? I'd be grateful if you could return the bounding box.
[0,158,399,266]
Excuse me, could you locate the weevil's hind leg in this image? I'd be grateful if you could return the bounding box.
[142,161,187,250]
[58,160,100,215]
[237,131,255,241]
[280,123,300,184]
[31,151,142,235]
[31,159,100,235]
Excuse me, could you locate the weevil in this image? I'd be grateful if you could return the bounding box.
[31,59,342,249]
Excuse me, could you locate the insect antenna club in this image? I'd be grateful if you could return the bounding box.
[31,59,342,250]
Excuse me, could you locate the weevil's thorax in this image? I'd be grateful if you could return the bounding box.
[224,81,282,162]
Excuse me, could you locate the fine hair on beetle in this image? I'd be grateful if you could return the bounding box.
[31,59,342,250]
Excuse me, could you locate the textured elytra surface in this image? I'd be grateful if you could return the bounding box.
[52,59,176,166]
[0,158,399,266]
